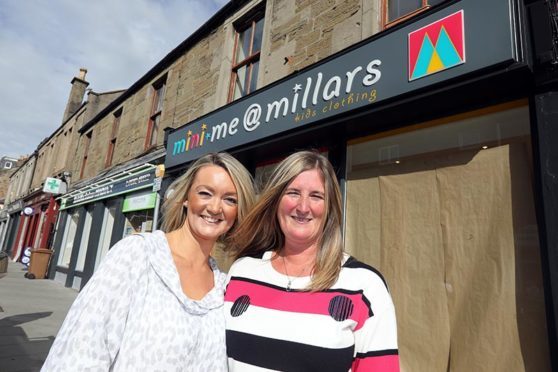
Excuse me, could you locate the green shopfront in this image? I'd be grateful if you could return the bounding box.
[164,0,557,370]
[50,165,159,291]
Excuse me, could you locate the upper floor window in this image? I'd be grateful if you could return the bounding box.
[79,131,92,179]
[385,0,445,26]
[229,9,265,102]
[145,78,166,149]
[106,108,122,168]
[3,161,12,169]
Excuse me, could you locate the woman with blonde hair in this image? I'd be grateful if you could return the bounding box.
[43,152,255,372]
[225,150,399,371]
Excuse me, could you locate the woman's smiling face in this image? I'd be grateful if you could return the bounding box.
[183,165,239,242]
[277,168,326,250]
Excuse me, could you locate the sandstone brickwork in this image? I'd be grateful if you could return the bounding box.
[67,1,382,184]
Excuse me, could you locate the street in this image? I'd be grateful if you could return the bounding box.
[0,261,77,372]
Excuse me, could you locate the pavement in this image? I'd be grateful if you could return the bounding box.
[0,260,78,372]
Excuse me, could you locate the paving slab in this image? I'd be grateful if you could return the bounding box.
[0,260,78,372]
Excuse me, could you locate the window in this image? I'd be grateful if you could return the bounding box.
[145,78,166,149]
[344,104,551,370]
[75,207,92,272]
[3,161,12,169]
[229,9,265,102]
[79,131,92,179]
[385,0,445,25]
[95,200,118,270]
[105,109,121,167]
[58,210,80,268]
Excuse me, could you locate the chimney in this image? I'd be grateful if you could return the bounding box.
[62,68,89,123]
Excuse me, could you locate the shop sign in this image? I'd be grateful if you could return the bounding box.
[152,177,162,192]
[23,207,33,216]
[43,177,67,194]
[122,191,157,213]
[7,200,23,214]
[61,171,155,210]
[165,0,518,168]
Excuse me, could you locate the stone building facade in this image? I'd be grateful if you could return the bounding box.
[9,1,558,371]
[69,0,385,184]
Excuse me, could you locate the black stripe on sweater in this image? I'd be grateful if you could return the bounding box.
[227,330,354,372]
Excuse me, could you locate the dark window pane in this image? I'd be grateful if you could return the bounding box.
[236,27,252,63]
[249,60,259,94]
[155,85,165,112]
[234,65,248,100]
[150,115,159,146]
[388,0,422,21]
[428,0,444,5]
[252,18,264,53]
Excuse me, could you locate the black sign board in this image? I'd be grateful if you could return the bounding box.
[166,0,518,168]
[61,171,155,210]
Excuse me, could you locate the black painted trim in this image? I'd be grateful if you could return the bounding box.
[48,211,68,279]
[529,91,558,371]
[81,201,105,289]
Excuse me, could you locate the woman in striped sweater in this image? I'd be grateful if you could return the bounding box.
[225,150,400,371]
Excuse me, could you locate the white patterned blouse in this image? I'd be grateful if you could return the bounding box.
[42,230,227,372]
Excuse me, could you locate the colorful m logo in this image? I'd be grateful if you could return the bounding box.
[408,10,465,81]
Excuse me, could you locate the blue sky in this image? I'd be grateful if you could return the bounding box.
[0,0,227,158]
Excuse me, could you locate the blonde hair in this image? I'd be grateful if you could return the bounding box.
[228,150,344,291]
[161,153,255,240]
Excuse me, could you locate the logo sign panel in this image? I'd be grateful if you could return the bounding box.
[408,10,465,81]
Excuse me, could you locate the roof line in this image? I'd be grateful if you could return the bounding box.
[79,0,250,134]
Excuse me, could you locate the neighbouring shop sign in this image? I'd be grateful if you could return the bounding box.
[43,177,67,194]
[122,191,157,213]
[60,171,155,210]
[165,0,519,168]
[6,200,23,214]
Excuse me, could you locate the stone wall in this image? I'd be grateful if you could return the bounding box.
[72,0,382,183]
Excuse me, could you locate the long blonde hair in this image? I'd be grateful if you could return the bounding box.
[161,153,255,240]
[228,150,344,291]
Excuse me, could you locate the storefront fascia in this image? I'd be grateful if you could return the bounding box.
[51,164,158,290]
[164,0,556,369]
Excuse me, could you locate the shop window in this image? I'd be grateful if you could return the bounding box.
[229,8,265,102]
[123,209,154,237]
[105,108,122,168]
[79,131,92,179]
[95,200,118,270]
[122,190,156,237]
[145,77,166,149]
[75,207,92,272]
[57,210,80,268]
[345,102,550,370]
[384,0,445,26]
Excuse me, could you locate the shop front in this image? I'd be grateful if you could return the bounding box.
[50,164,159,290]
[2,200,23,257]
[8,191,59,262]
[164,0,556,370]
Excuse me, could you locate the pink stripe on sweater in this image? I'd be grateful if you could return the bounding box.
[226,278,371,329]
[352,354,400,371]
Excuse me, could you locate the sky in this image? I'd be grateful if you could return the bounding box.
[0,0,228,159]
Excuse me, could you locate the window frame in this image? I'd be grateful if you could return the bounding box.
[145,77,166,150]
[228,7,265,102]
[383,0,443,28]
[105,108,122,168]
[79,131,92,179]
